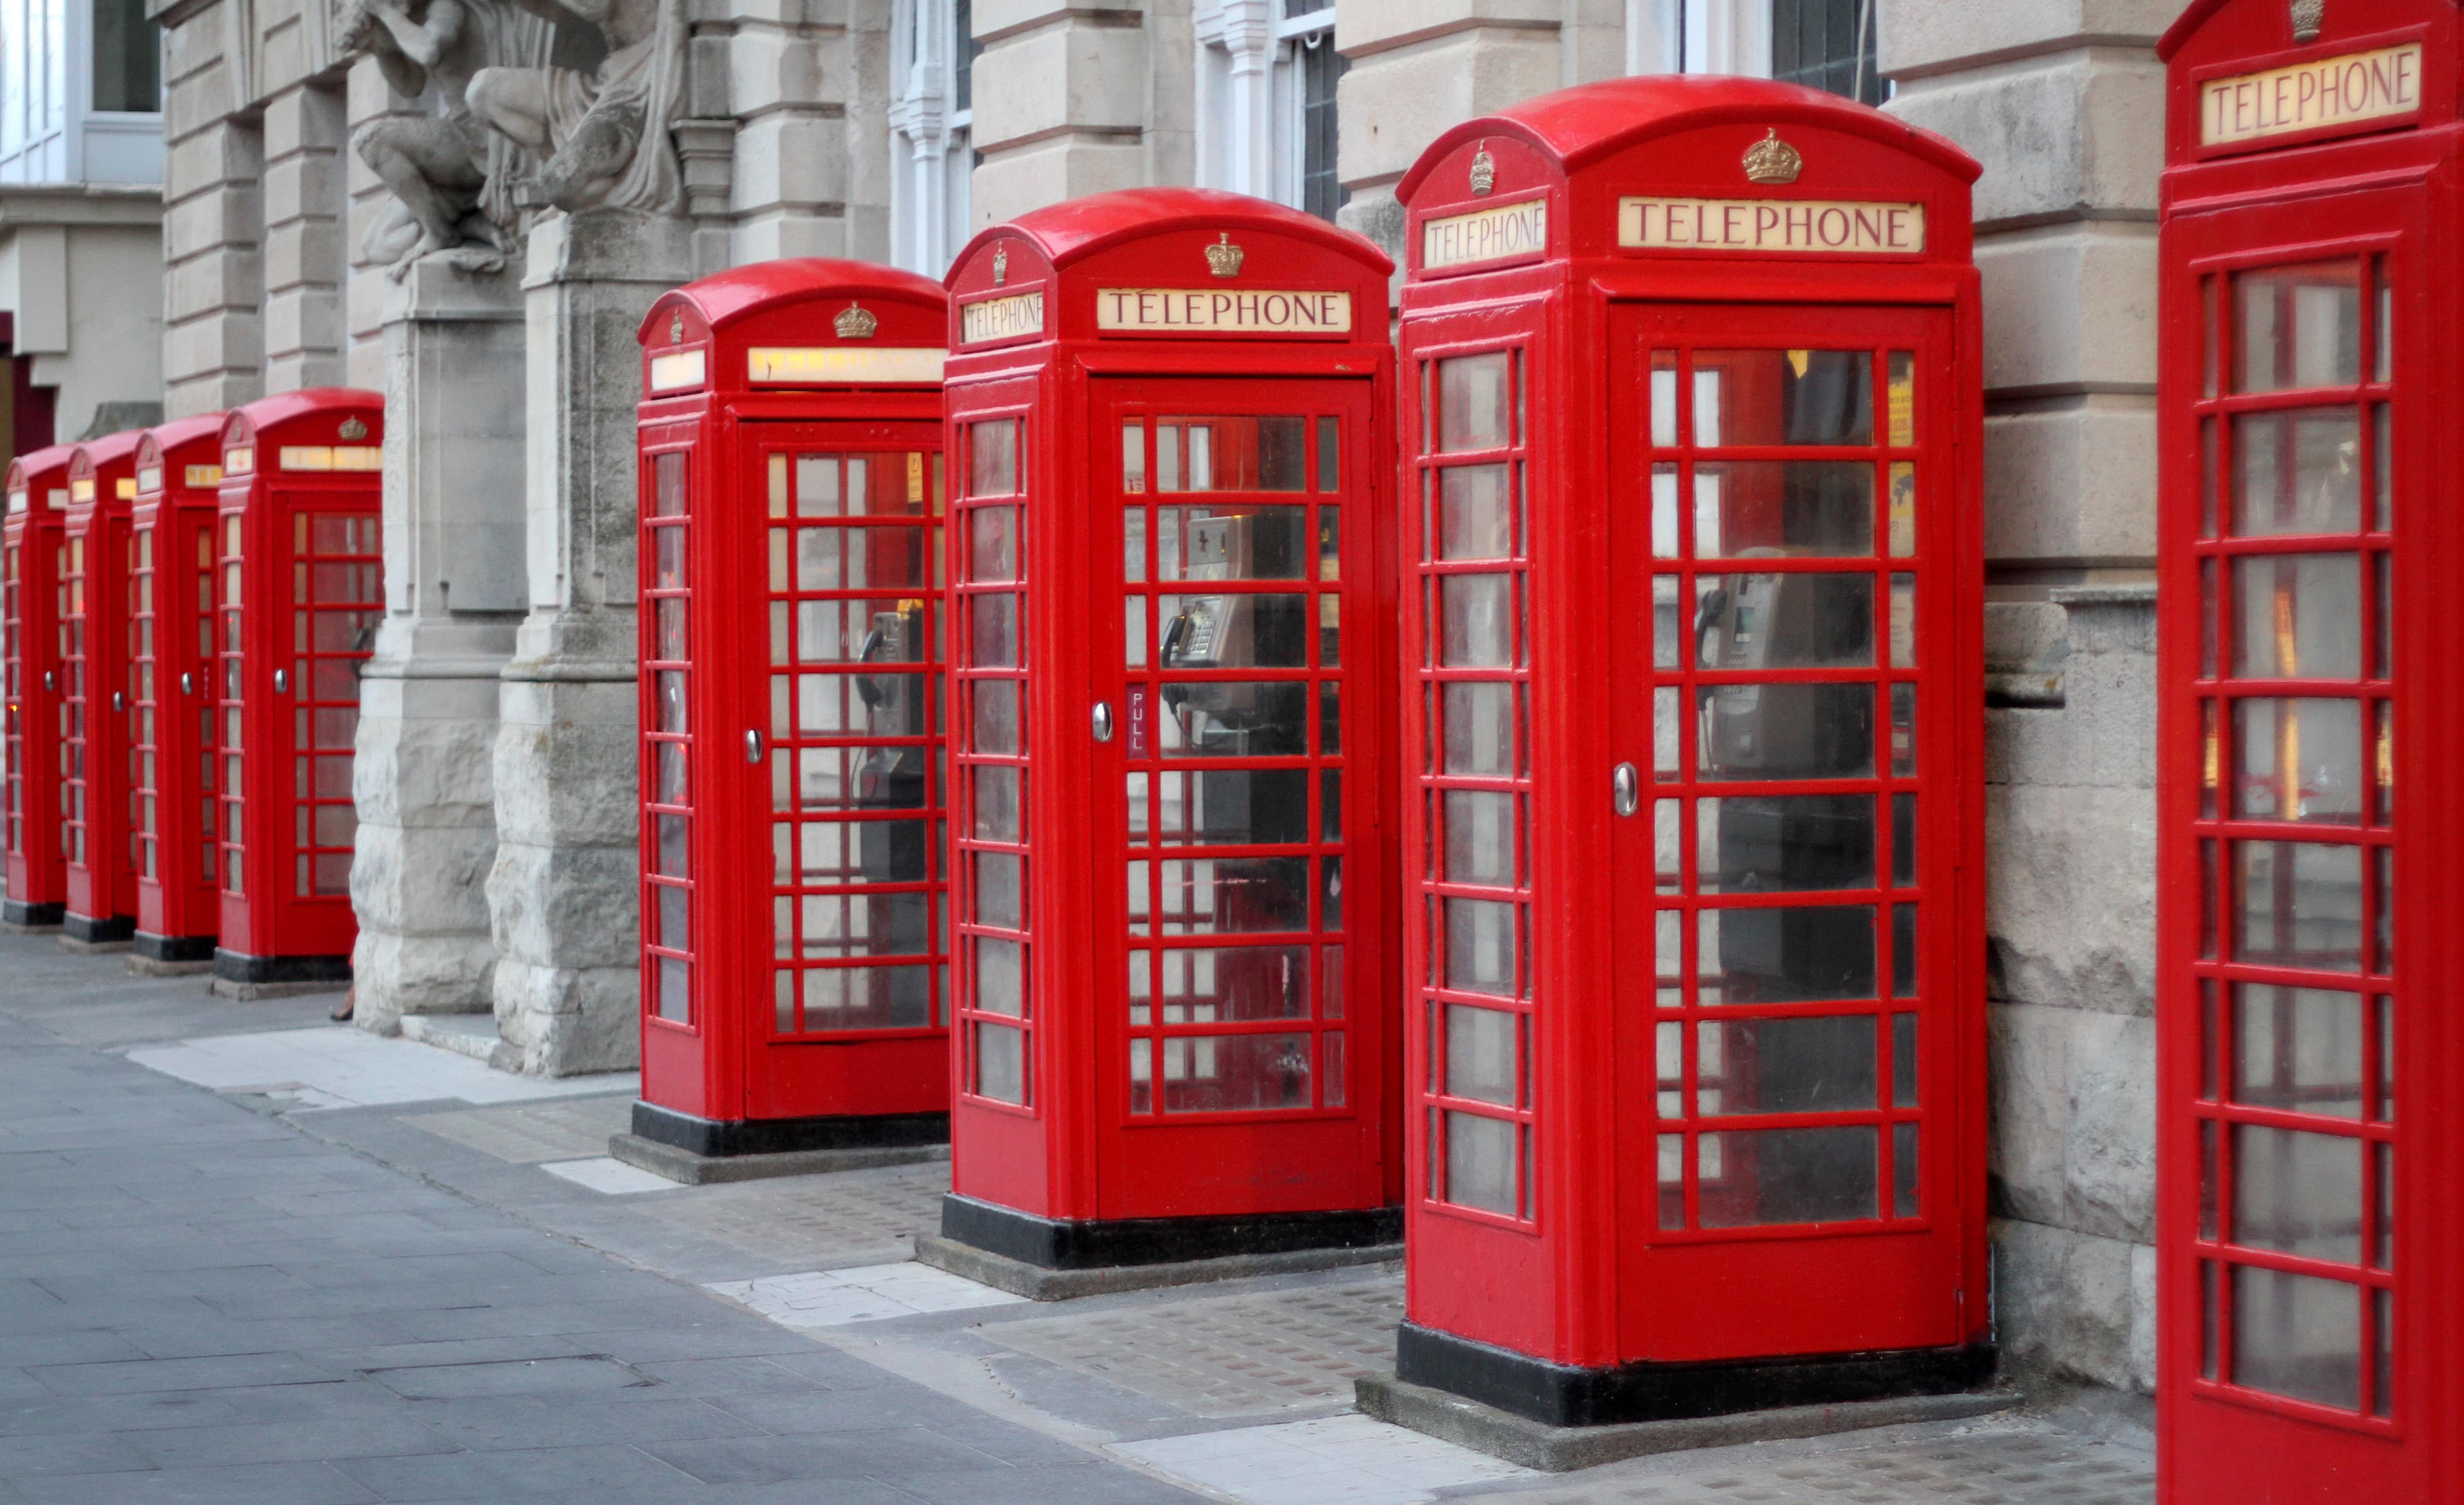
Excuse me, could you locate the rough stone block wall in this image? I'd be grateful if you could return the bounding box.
[970,2,1155,227]
[1885,0,2185,1408]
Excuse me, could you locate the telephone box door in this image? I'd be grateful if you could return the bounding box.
[1609,302,1970,1361]
[1091,379,1390,1219]
[2159,187,2415,1498]
[732,419,949,1119]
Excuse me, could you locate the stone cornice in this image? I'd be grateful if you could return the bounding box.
[0,183,166,229]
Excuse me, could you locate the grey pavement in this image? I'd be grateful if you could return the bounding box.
[0,929,2154,1505]
[0,931,1208,1504]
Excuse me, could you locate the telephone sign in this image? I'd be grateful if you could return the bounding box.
[213,390,382,986]
[1392,77,1987,1426]
[631,259,954,1160]
[2157,3,2461,1500]
[937,189,1402,1271]
[3,443,75,927]
[130,415,230,962]
[60,433,143,943]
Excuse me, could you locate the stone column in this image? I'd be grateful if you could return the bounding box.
[486,209,689,1076]
[350,261,527,1033]
[1882,0,2177,1408]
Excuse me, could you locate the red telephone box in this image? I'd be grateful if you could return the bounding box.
[2157,4,2453,1499]
[936,188,1401,1270]
[3,443,74,928]
[60,432,142,944]
[1389,78,1987,1423]
[213,390,383,986]
[131,415,229,962]
[630,259,954,1158]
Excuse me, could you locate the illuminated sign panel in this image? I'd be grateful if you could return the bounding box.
[746,347,947,384]
[2200,44,2423,147]
[960,291,1045,345]
[1093,288,1353,334]
[1421,200,1550,270]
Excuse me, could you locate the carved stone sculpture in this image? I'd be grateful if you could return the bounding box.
[340,0,553,278]
[468,0,685,215]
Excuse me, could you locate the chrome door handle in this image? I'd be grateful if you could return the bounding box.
[745,729,765,764]
[180,673,194,694]
[1612,762,1639,818]
[273,669,289,693]
[111,692,126,712]
[42,670,55,691]
[1091,701,1114,743]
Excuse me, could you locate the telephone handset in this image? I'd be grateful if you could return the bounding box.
[854,602,928,811]
[1156,513,1305,754]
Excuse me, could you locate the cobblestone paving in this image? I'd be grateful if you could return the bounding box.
[1455,1425,2154,1505]
[407,1095,637,1163]
[641,1162,950,1262]
[989,1274,1407,1418]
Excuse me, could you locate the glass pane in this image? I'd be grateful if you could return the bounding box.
[1158,505,1309,580]
[2232,1266,2360,1411]
[973,936,1026,1017]
[797,965,933,1029]
[1158,593,1310,669]
[1156,945,1308,1021]
[1893,1012,1919,1105]
[2232,841,2363,973]
[1437,353,1512,453]
[1699,904,1875,1004]
[1159,1033,1312,1112]
[969,506,1019,581]
[970,680,1021,755]
[1650,350,1678,447]
[1698,684,1874,780]
[1438,574,1514,667]
[1437,467,1512,560]
[969,593,1020,669]
[970,420,1018,496]
[1694,462,1873,558]
[2236,260,2362,394]
[975,1021,1027,1102]
[1155,768,1310,846]
[1697,1126,1877,1228]
[1442,789,1517,888]
[973,851,1024,930]
[1443,897,1518,998]
[1444,1111,1518,1212]
[1887,352,1915,446]
[1695,794,1875,893]
[1445,1004,1518,1105]
[2233,555,2360,680]
[1441,682,1517,777]
[1696,572,1874,669]
[2233,1124,2361,1262]
[2232,409,2361,536]
[1157,857,1310,934]
[1154,417,1306,492]
[971,766,1022,842]
[1696,1015,1876,1115]
[1695,349,1874,447]
[2232,985,2363,1119]
[2234,698,2363,823]
[1158,681,1307,757]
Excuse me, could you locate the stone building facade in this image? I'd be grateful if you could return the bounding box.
[131,0,2178,1415]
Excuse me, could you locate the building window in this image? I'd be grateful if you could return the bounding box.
[889,0,979,275]
[90,0,160,114]
[1770,0,1880,105]
[1197,2,1348,222]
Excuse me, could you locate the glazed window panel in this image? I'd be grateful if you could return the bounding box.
[955,417,1032,1104]
[1416,347,1536,1222]
[289,513,380,897]
[763,449,946,1037]
[1121,408,1356,1119]
[2190,251,2395,1423]
[643,450,694,1024]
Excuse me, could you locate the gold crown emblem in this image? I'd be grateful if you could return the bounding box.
[1742,128,1804,186]
[668,309,684,344]
[1469,142,1496,197]
[338,417,369,442]
[1204,233,1245,279]
[834,302,879,339]
[992,246,1009,286]
[2291,0,2324,42]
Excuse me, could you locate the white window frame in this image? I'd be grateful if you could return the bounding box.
[1626,0,1771,81]
[1195,1,1338,212]
[888,0,973,276]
